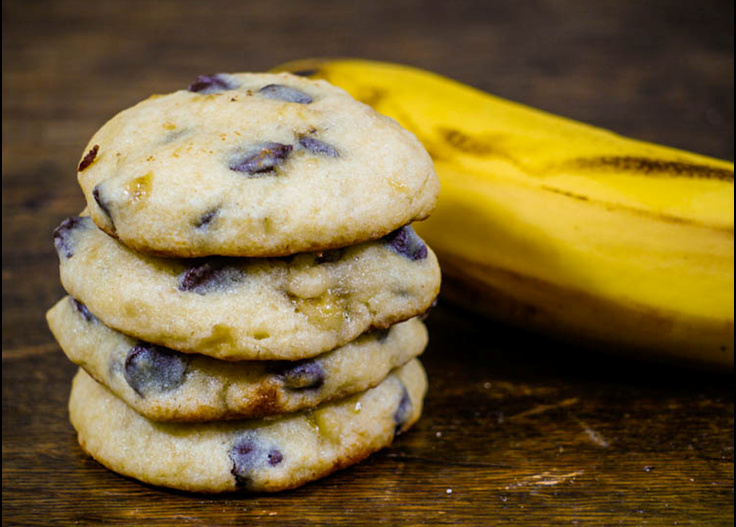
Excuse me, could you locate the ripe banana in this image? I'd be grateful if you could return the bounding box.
[272,59,734,368]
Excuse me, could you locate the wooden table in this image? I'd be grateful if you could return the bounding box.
[3,1,733,525]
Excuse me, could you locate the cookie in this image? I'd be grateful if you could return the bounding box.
[69,359,427,493]
[55,216,440,361]
[48,295,427,422]
[76,72,439,257]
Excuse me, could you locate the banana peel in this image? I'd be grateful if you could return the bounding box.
[272,59,734,369]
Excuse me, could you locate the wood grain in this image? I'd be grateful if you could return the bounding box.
[3,0,733,525]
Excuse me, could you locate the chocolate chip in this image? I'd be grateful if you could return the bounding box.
[299,136,339,158]
[70,298,96,323]
[393,384,413,435]
[383,225,428,261]
[230,143,293,176]
[194,208,219,229]
[53,216,87,258]
[188,74,238,94]
[92,185,113,220]
[229,435,284,489]
[123,342,189,397]
[78,145,99,172]
[258,84,312,104]
[268,448,284,466]
[177,259,243,294]
[314,249,343,264]
[269,359,325,390]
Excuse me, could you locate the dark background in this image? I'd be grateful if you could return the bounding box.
[3,1,733,525]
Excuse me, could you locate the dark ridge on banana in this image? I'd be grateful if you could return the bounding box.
[540,186,590,202]
[435,126,733,183]
[565,156,734,182]
[540,185,734,233]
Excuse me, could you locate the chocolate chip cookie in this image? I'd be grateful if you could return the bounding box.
[77,72,439,257]
[55,216,440,361]
[69,359,427,493]
[48,295,427,422]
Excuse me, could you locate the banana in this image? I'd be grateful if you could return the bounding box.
[272,59,734,368]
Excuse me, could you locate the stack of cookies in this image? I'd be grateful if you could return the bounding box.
[46,72,441,493]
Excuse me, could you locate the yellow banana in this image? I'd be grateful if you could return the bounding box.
[273,59,734,368]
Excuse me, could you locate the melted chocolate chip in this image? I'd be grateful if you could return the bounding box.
[299,136,339,158]
[230,143,293,176]
[383,225,428,261]
[124,342,189,397]
[78,145,99,172]
[188,74,238,94]
[53,216,87,258]
[229,435,284,489]
[269,359,325,390]
[177,259,243,294]
[70,298,96,322]
[393,384,413,435]
[258,84,312,104]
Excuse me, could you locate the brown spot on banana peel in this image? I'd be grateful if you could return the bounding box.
[436,126,531,163]
[439,127,497,156]
[563,156,734,182]
[355,87,389,108]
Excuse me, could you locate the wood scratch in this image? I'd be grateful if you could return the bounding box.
[507,397,580,421]
[505,470,584,490]
[571,415,610,448]
[2,343,59,361]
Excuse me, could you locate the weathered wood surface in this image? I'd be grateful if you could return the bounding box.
[3,0,732,525]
